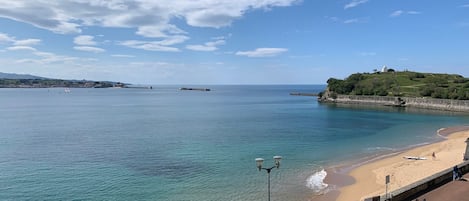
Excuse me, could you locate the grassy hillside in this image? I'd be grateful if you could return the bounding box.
[325,71,469,100]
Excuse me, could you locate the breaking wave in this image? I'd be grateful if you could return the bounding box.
[306,169,328,194]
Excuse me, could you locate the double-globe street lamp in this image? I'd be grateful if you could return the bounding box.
[255,156,282,201]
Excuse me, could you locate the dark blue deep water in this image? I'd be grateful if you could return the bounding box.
[1,85,468,200]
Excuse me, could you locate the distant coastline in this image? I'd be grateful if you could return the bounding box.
[0,72,128,88]
[0,78,127,88]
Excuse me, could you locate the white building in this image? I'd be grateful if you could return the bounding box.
[381,65,388,73]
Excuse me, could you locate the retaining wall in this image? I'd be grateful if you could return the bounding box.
[364,160,469,201]
[322,95,469,112]
[404,97,469,112]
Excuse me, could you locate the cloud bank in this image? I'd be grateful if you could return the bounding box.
[0,0,299,52]
[0,1,299,36]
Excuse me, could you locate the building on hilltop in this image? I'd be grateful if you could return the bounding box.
[381,65,388,73]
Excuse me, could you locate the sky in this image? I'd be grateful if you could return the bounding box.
[0,0,469,85]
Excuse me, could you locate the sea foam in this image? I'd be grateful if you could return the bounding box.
[306,169,328,194]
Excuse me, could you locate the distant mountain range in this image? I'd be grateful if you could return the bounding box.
[0,72,49,80]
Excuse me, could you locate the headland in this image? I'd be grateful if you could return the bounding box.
[318,70,469,112]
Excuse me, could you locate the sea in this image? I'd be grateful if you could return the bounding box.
[1,85,469,201]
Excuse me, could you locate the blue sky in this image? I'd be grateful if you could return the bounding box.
[0,0,468,84]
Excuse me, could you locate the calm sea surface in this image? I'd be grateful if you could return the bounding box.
[1,85,469,201]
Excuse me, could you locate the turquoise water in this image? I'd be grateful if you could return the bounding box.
[1,86,469,200]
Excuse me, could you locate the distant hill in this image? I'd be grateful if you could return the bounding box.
[323,71,469,100]
[0,72,48,80]
[0,72,127,88]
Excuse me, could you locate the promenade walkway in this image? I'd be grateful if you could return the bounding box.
[414,173,469,201]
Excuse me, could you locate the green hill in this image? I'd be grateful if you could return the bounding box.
[324,71,469,100]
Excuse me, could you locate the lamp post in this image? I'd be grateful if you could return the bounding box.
[255,156,282,201]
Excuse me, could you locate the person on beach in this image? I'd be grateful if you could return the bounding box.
[432,152,436,160]
[453,166,459,180]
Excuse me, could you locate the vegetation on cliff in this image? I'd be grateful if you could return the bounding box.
[322,71,469,100]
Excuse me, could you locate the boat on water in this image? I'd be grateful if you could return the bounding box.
[179,87,211,91]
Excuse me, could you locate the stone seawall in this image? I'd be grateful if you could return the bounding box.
[320,95,469,112]
[404,97,469,112]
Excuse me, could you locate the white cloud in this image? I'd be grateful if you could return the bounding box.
[236,48,288,57]
[119,34,189,52]
[343,17,368,24]
[0,1,299,34]
[390,10,404,17]
[74,35,97,46]
[0,33,15,43]
[0,1,299,52]
[407,11,421,15]
[119,40,181,52]
[390,10,421,17]
[186,45,217,52]
[136,25,187,38]
[14,39,41,46]
[0,2,81,34]
[0,33,41,47]
[186,39,225,51]
[344,0,369,10]
[6,46,37,51]
[344,18,360,24]
[74,46,105,53]
[28,51,78,64]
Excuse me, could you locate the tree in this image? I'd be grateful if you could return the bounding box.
[327,78,345,94]
[420,87,434,97]
[431,88,448,99]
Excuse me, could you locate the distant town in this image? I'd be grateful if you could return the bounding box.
[0,72,127,88]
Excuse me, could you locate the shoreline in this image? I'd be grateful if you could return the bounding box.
[312,125,469,201]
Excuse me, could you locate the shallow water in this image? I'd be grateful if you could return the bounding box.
[1,86,468,200]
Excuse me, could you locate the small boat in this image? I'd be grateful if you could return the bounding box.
[403,156,427,160]
[179,87,210,91]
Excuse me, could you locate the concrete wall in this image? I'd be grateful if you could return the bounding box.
[323,95,469,112]
[404,97,469,112]
[334,95,398,105]
[364,160,469,201]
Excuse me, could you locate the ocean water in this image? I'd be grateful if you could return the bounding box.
[1,85,469,201]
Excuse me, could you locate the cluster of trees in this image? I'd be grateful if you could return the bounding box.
[325,71,469,100]
[419,76,469,99]
[327,73,395,96]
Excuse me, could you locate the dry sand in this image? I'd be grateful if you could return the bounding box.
[336,128,469,201]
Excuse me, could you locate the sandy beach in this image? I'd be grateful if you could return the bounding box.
[332,127,469,201]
